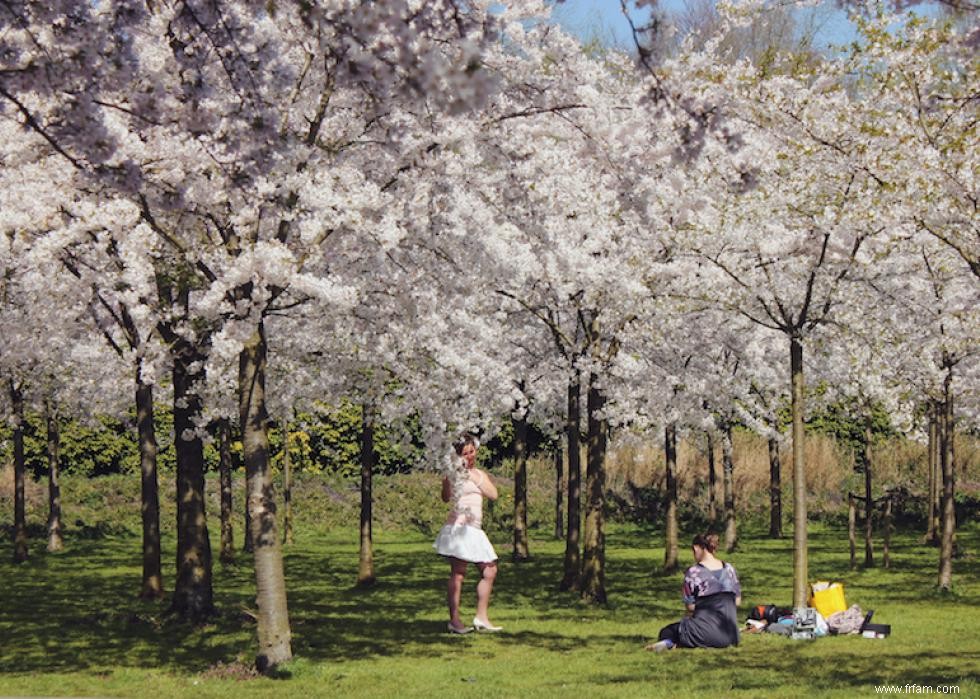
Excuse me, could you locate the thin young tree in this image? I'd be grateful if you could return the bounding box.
[357,403,376,587]
[706,430,718,525]
[580,369,608,603]
[554,446,564,540]
[281,420,294,548]
[561,372,583,590]
[9,380,27,563]
[721,421,737,554]
[663,421,679,573]
[217,418,235,564]
[862,415,875,568]
[924,402,940,545]
[45,403,63,552]
[512,400,531,562]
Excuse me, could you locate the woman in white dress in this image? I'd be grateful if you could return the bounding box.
[434,435,501,634]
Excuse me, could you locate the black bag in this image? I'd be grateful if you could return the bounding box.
[749,604,790,624]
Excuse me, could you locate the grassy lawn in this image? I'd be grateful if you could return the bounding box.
[0,521,977,698]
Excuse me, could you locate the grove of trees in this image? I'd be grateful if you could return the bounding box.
[1,0,976,675]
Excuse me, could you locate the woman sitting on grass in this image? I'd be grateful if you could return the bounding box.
[647,533,741,652]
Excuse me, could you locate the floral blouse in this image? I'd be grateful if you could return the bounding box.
[682,562,741,605]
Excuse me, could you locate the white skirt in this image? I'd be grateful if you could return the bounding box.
[433,523,498,563]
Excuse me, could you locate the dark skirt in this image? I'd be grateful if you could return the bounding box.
[658,592,739,649]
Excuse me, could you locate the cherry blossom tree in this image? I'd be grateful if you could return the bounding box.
[0,175,130,564]
[834,229,978,588]
[660,25,889,606]
[819,8,978,587]
[1,0,545,671]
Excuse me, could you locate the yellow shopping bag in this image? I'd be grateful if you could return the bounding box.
[808,581,847,617]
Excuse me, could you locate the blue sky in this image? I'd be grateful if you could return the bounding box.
[547,0,872,52]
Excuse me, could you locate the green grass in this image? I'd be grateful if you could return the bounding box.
[0,521,978,698]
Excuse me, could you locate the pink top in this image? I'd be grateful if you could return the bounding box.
[447,472,484,528]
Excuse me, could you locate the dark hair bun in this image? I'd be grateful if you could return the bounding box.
[692,533,719,553]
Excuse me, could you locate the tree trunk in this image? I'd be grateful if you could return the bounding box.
[170,339,215,621]
[707,431,717,525]
[512,407,530,562]
[768,435,782,538]
[790,335,808,609]
[239,321,292,672]
[11,382,27,563]
[883,493,892,570]
[218,418,235,564]
[281,420,293,547]
[848,494,856,571]
[937,367,956,592]
[554,447,564,540]
[925,402,939,545]
[560,373,582,591]
[663,422,679,573]
[722,423,737,553]
[931,402,942,545]
[136,371,163,598]
[580,375,607,604]
[863,418,874,568]
[46,406,63,552]
[243,477,255,553]
[357,403,376,587]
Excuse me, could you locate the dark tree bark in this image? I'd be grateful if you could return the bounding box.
[863,417,874,568]
[580,374,607,604]
[243,413,254,554]
[46,406,63,552]
[663,422,679,573]
[357,403,376,587]
[170,338,215,622]
[937,364,956,592]
[240,321,292,672]
[60,231,164,596]
[848,494,857,570]
[281,420,293,547]
[554,447,564,540]
[883,493,893,570]
[512,405,530,562]
[218,418,235,564]
[931,402,942,545]
[706,431,717,525]
[136,372,163,598]
[560,373,582,591]
[11,381,27,563]
[722,423,737,554]
[925,402,940,545]
[767,435,783,539]
[790,336,808,608]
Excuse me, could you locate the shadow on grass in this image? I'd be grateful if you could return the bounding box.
[0,525,977,682]
[0,533,678,672]
[0,537,266,674]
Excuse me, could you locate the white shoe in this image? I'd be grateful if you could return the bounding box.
[473,617,502,632]
[448,622,472,634]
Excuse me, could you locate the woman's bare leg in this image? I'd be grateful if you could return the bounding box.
[447,558,467,627]
[474,561,498,624]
